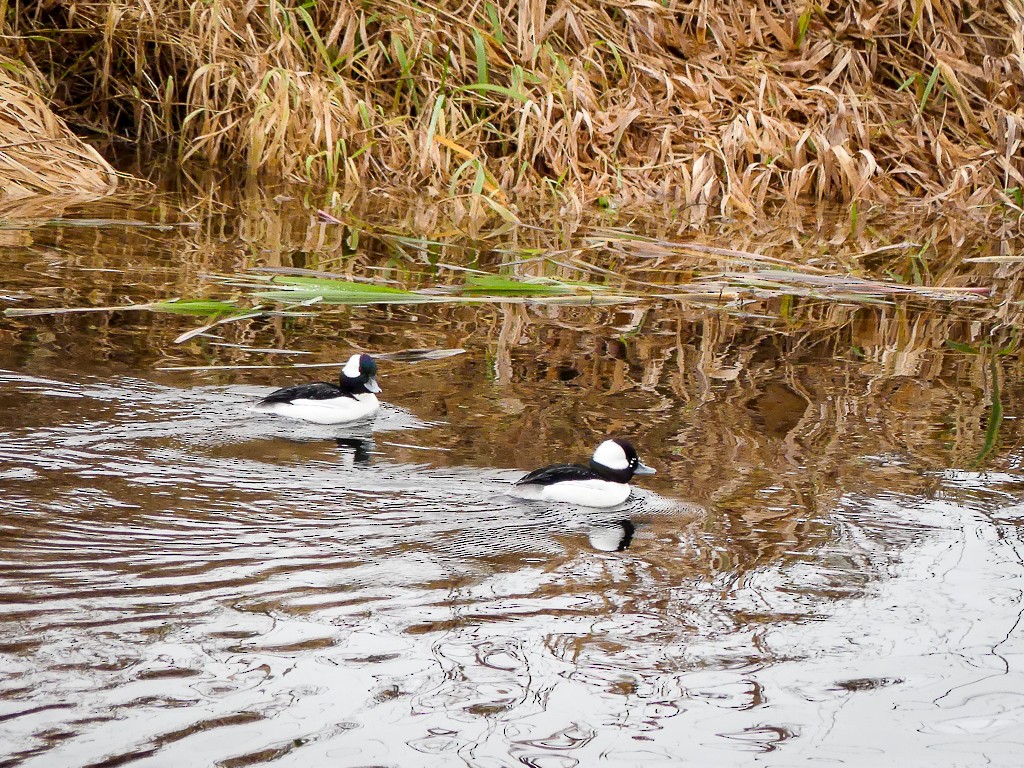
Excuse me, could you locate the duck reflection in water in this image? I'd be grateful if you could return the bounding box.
[587,519,636,552]
[334,437,374,466]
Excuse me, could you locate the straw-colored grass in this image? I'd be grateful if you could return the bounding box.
[3,0,1023,220]
[0,66,118,214]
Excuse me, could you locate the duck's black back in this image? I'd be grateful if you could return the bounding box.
[260,382,348,404]
[516,463,598,486]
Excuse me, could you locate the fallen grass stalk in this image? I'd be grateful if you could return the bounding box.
[6,237,997,323]
[173,310,265,344]
[5,303,162,317]
[157,347,467,371]
[707,270,992,300]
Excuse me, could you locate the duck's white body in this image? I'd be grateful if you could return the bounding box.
[511,478,631,508]
[251,392,379,425]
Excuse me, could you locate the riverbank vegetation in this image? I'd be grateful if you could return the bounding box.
[0,69,118,214]
[2,0,1023,221]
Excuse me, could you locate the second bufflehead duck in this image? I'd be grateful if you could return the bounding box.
[251,353,381,424]
[512,439,656,508]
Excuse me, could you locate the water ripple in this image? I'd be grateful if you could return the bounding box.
[3,369,1024,766]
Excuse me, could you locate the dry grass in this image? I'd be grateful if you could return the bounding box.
[0,66,118,214]
[3,0,1023,221]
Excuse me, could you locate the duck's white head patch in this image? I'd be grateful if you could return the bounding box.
[342,354,362,378]
[591,439,629,470]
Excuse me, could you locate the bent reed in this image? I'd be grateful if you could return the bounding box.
[3,0,1024,219]
[0,68,118,212]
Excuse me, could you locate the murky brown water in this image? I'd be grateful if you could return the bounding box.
[3,183,1024,766]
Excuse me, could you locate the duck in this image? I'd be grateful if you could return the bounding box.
[511,439,656,508]
[251,353,381,424]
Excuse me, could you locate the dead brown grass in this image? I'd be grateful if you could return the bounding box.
[3,0,1024,219]
[0,65,118,214]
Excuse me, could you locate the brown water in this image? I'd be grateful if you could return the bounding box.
[3,185,1024,766]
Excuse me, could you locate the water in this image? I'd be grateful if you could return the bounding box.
[2,187,1024,766]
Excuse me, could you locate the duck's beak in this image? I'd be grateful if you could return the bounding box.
[365,377,381,393]
[634,461,656,475]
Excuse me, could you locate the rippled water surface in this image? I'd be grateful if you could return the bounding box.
[3,187,1024,766]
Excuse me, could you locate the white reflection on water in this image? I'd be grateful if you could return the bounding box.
[1,370,1024,766]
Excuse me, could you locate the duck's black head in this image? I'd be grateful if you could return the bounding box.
[589,439,656,483]
[339,353,381,394]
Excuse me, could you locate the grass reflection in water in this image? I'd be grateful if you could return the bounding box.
[1,184,1023,766]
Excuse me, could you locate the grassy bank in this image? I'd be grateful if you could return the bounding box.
[3,0,1023,220]
[0,68,118,213]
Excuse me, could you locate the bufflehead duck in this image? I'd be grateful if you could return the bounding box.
[251,353,381,424]
[512,439,656,508]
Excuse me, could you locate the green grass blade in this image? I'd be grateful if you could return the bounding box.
[920,65,941,112]
[149,299,244,316]
[473,29,489,85]
[251,276,429,304]
[461,274,575,295]
[457,83,529,102]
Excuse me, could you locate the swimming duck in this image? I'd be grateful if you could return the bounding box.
[511,439,656,508]
[251,353,381,424]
